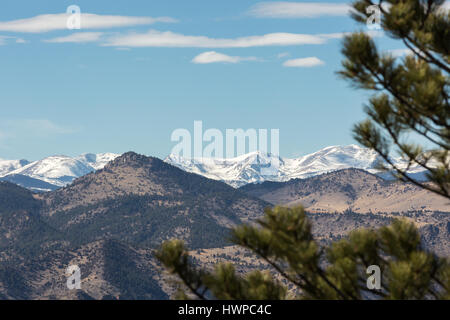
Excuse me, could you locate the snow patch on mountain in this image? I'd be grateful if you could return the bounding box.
[0,158,30,177]
[76,153,121,170]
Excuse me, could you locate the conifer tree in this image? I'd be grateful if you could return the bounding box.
[156,206,450,299]
[339,0,449,198]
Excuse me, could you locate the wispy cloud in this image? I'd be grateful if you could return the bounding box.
[102,29,384,48]
[192,51,259,64]
[44,32,104,43]
[250,1,448,19]
[0,35,26,45]
[0,13,177,33]
[0,119,79,150]
[277,52,290,58]
[283,57,325,67]
[318,30,384,40]
[1,119,79,136]
[389,48,414,57]
[249,2,351,18]
[20,119,78,135]
[0,36,10,45]
[0,130,6,148]
[104,30,326,48]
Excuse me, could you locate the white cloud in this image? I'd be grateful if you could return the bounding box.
[102,29,382,49]
[277,52,290,58]
[283,57,325,67]
[318,30,384,40]
[44,32,103,43]
[0,119,79,149]
[21,119,78,135]
[192,51,259,64]
[0,36,9,45]
[0,130,6,146]
[249,2,351,18]
[0,13,177,33]
[104,30,326,48]
[249,1,448,19]
[389,48,414,57]
[1,119,78,136]
[0,35,27,45]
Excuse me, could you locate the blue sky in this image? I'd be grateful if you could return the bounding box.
[0,0,411,160]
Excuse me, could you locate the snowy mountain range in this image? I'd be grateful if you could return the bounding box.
[0,153,120,191]
[0,145,428,191]
[165,145,428,187]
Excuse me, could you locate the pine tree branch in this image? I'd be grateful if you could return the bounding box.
[364,60,450,132]
[364,142,449,198]
[404,35,450,74]
[314,268,355,300]
[376,2,450,74]
[176,273,208,300]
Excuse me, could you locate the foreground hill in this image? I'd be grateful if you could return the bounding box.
[0,152,269,299]
[240,168,449,214]
[40,152,267,249]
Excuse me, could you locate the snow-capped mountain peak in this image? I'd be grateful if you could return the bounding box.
[7,155,94,186]
[76,153,121,170]
[164,145,421,188]
[165,150,284,187]
[0,153,121,191]
[0,158,30,177]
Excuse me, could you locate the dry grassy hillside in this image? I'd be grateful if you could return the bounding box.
[241,169,450,214]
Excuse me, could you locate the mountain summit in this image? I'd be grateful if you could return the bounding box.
[0,153,120,191]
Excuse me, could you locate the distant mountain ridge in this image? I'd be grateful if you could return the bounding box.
[0,159,30,177]
[0,153,120,191]
[0,145,429,191]
[165,145,428,187]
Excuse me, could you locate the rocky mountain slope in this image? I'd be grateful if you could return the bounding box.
[40,152,267,248]
[0,152,269,299]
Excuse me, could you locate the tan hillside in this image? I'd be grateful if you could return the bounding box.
[241,169,450,214]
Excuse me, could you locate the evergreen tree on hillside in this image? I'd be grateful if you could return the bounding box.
[339,0,449,199]
[157,206,450,299]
